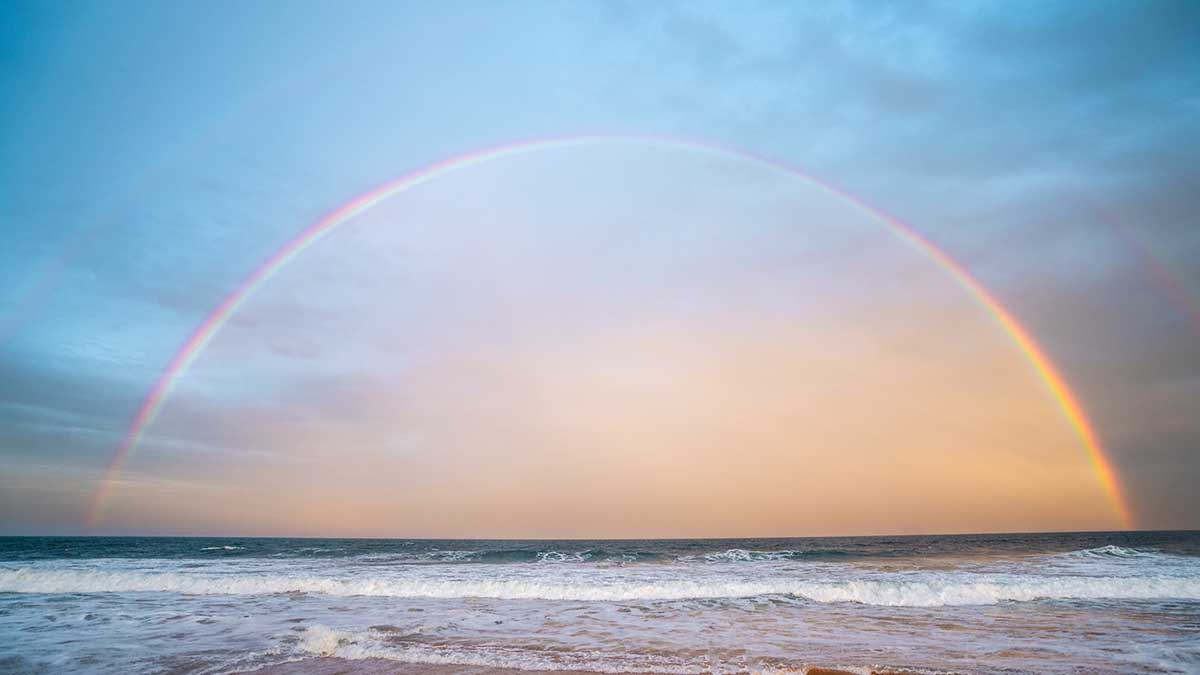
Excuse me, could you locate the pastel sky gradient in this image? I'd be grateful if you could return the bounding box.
[1,1,1197,536]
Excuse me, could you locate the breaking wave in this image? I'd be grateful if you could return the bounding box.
[352,548,655,564]
[295,624,704,674]
[2,567,1198,606]
[1068,545,1156,558]
[1040,546,1200,569]
[688,548,849,562]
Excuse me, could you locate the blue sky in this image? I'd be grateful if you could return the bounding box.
[1,0,1198,535]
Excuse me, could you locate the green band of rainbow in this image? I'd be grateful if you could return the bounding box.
[87,134,1133,529]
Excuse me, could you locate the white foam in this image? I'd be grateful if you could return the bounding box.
[289,625,908,674]
[3,566,1198,606]
[295,624,702,673]
[537,550,593,563]
[1071,545,1153,558]
[428,550,477,561]
[1038,546,1199,576]
[698,549,798,562]
[298,624,343,656]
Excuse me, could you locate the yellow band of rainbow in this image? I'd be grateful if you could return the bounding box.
[87,134,1134,529]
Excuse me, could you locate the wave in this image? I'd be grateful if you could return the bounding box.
[478,549,608,563]
[1068,545,1156,558]
[1040,546,1199,568]
[294,624,703,674]
[356,546,855,565]
[292,625,891,675]
[356,548,636,564]
[3,567,1198,606]
[688,548,848,562]
[110,545,856,565]
[397,547,844,564]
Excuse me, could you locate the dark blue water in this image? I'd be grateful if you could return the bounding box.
[4,529,1199,561]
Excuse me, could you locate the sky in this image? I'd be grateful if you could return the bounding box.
[0,0,1197,537]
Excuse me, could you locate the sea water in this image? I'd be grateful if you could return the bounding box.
[1,531,1198,674]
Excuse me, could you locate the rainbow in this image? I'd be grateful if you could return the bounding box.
[87,134,1135,529]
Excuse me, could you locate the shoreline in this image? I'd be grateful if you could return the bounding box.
[248,658,934,675]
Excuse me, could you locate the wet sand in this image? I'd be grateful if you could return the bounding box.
[251,657,931,675]
[252,661,609,675]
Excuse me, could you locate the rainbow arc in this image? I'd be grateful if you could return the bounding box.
[87,135,1134,529]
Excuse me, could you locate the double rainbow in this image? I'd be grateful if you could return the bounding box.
[87,135,1134,529]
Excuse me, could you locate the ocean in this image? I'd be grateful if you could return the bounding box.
[1,531,1198,674]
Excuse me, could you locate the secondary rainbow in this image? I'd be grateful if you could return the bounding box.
[87,134,1135,529]
[1087,200,1200,339]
